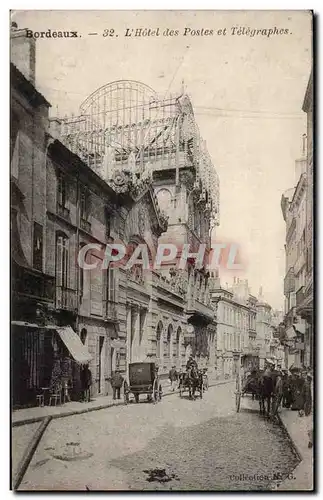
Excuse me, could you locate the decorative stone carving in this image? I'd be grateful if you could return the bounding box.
[109,169,130,194]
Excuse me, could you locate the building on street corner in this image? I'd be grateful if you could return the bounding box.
[10,25,219,407]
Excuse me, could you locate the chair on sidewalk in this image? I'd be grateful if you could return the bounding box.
[36,393,44,407]
[49,385,62,406]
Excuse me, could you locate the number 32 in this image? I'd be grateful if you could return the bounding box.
[103,29,115,37]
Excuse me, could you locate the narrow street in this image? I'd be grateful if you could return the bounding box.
[19,383,299,491]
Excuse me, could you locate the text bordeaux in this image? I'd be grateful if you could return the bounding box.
[26,29,79,39]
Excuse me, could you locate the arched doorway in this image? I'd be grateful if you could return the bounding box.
[175,327,182,368]
[165,324,173,367]
[156,321,163,366]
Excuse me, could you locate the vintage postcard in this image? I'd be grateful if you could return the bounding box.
[10,10,313,491]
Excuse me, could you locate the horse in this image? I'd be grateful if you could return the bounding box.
[179,366,201,399]
[258,370,280,418]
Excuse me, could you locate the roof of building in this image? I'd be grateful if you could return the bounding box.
[10,62,51,108]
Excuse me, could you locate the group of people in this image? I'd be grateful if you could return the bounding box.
[279,367,313,416]
[243,362,313,418]
[80,365,124,402]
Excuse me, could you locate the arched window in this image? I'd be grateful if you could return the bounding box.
[156,189,172,214]
[156,321,163,361]
[80,328,87,345]
[165,324,173,362]
[175,327,182,362]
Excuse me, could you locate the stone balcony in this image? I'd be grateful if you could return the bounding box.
[56,286,77,311]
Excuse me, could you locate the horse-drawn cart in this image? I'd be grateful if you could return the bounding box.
[179,368,203,399]
[235,370,260,412]
[124,362,162,404]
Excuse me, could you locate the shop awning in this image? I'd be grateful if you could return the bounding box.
[56,326,92,364]
[293,323,306,335]
[286,326,296,339]
[11,321,42,328]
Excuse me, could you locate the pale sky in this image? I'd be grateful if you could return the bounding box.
[13,10,312,308]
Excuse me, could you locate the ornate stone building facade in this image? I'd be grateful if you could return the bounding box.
[11,29,219,406]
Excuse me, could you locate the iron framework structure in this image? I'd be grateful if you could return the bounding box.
[60,80,220,227]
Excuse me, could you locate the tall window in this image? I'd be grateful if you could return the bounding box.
[107,267,116,302]
[56,234,69,288]
[79,243,85,298]
[57,173,68,208]
[33,222,43,271]
[80,187,90,220]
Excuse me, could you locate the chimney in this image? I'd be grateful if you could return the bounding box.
[10,24,36,85]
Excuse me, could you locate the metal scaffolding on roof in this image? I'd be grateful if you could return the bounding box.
[60,80,220,227]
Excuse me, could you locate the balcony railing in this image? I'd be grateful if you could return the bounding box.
[80,217,91,233]
[57,203,70,220]
[13,266,55,302]
[296,286,305,307]
[56,286,77,311]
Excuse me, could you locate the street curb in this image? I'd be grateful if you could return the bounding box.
[277,413,302,463]
[12,379,234,428]
[274,413,314,491]
[12,416,52,491]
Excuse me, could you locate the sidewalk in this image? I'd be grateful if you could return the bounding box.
[12,376,233,427]
[277,409,313,491]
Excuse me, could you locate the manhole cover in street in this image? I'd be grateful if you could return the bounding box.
[143,468,180,483]
[50,442,93,462]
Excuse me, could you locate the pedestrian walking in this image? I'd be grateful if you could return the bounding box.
[300,372,312,417]
[111,370,124,400]
[272,370,283,417]
[282,369,291,408]
[290,369,305,411]
[81,364,92,403]
[168,365,178,391]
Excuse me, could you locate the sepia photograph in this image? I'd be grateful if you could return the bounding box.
[10,9,314,491]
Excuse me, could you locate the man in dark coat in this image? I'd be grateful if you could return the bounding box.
[186,355,198,371]
[290,370,305,411]
[302,373,312,416]
[111,370,124,400]
[81,364,92,402]
[282,370,291,407]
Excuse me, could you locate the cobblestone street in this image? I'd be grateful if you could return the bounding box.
[18,383,299,491]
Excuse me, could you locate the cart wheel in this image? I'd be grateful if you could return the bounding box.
[236,392,241,412]
[179,385,183,398]
[158,384,163,401]
[200,382,203,399]
[124,392,129,405]
[134,393,139,403]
